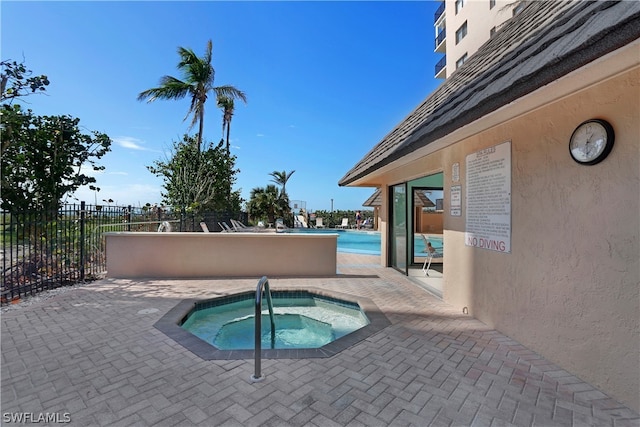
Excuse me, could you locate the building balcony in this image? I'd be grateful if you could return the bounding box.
[435,29,446,53]
[435,56,447,79]
[434,1,445,24]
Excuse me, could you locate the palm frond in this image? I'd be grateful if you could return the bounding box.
[213,85,247,104]
[176,47,200,69]
[186,95,200,127]
[203,40,213,68]
[137,76,191,102]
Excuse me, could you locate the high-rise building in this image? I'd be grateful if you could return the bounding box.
[434,0,525,79]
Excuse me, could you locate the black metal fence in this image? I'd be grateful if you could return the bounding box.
[1,202,245,305]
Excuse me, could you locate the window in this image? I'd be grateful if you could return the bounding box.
[490,0,496,9]
[455,21,467,44]
[456,53,468,69]
[455,0,465,14]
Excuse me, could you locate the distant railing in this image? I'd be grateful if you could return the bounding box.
[0,202,245,305]
[434,1,445,22]
[435,56,447,77]
[435,29,446,50]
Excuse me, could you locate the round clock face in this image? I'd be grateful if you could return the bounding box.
[569,119,614,165]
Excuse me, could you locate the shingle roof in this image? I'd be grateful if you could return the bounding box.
[362,189,381,207]
[414,190,435,208]
[339,1,640,186]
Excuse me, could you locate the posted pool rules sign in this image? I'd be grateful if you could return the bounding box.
[465,141,511,253]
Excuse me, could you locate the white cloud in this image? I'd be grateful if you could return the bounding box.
[113,136,150,151]
[69,183,163,207]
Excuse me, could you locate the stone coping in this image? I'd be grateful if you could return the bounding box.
[154,287,391,360]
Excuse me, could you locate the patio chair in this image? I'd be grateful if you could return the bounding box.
[230,219,246,231]
[295,215,308,228]
[421,235,443,276]
[231,219,266,232]
[218,222,234,232]
[275,218,287,233]
[200,222,210,232]
[336,218,349,229]
[315,217,325,228]
[157,221,172,232]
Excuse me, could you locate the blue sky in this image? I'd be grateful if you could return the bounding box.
[2,1,441,212]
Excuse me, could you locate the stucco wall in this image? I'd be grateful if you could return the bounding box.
[440,67,639,410]
[417,212,443,234]
[105,232,338,278]
[369,64,638,409]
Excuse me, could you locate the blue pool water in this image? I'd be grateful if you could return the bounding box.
[289,229,443,256]
[181,294,369,350]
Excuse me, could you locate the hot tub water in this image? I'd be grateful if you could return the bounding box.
[181,293,370,350]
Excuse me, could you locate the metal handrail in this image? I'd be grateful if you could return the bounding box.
[251,276,275,382]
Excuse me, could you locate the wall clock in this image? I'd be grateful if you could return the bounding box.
[569,119,615,165]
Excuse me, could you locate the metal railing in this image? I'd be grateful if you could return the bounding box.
[434,1,445,22]
[251,276,275,382]
[0,202,246,305]
[435,29,446,50]
[435,56,447,77]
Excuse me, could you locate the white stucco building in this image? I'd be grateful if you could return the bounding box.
[434,0,522,79]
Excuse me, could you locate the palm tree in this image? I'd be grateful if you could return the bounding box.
[269,170,295,197]
[137,40,247,152]
[217,95,235,156]
[248,185,280,224]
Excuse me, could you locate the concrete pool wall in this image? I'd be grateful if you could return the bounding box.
[105,232,338,278]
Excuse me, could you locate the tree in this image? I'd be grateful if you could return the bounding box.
[1,107,111,213]
[137,40,247,152]
[269,170,295,197]
[247,185,281,224]
[217,95,235,156]
[1,59,49,104]
[147,135,241,214]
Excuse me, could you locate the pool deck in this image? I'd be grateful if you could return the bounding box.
[1,252,638,426]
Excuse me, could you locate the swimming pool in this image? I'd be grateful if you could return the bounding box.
[289,229,442,256]
[288,229,381,254]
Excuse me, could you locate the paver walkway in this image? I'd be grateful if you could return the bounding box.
[1,253,638,426]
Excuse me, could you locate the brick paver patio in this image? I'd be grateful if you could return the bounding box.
[1,253,638,426]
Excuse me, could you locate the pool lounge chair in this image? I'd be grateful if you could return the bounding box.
[230,219,266,232]
[218,222,234,232]
[200,222,210,232]
[315,217,325,228]
[336,218,349,229]
[295,215,308,228]
[229,219,247,231]
[421,235,443,276]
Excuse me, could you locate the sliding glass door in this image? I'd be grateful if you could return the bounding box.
[390,183,407,273]
[389,173,444,276]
